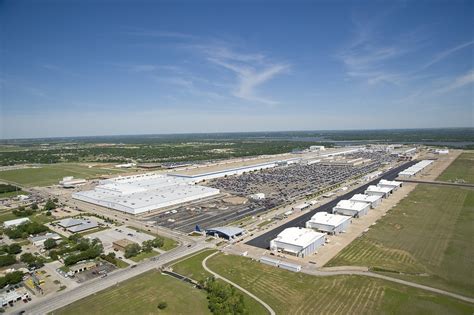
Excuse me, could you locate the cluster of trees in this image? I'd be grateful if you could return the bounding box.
[4,222,49,239]
[123,237,164,258]
[0,243,22,255]
[124,243,141,258]
[0,184,20,194]
[0,255,17,267]
[0,271,24,288]
[201,277,248,315]
[63,238,103,266]
[43,198,57,211]
[12,200,52,218]
[20,253,45,269]
[100,252,119,266]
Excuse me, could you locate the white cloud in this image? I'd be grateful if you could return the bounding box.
[421,40,474,70]
[438,70,474,94]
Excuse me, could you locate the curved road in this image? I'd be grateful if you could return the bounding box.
[202,252,276,315]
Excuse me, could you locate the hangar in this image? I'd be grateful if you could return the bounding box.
[333,200,370,217]
[378,179,402,192]
[270,227,326,258]
[73,173,220,215]
[305,212,352,234]
[349,193,382,208]
[206,226,245,240]
[365,185,392,198]
[398,160,434,178]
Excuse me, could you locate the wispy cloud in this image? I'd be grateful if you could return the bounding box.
[124,28,197,40]
[438,70,474,94]
[421,40,474,70]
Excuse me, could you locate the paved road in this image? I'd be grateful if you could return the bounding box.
[202,252,275,315]
[246,161,417,249]
[302,268,474,304]
[398,179,474,188]
[14,242,213,315]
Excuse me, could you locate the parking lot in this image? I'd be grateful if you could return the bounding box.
[85,225,154,254]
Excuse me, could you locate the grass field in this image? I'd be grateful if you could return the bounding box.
[0,163,127,187]
[129,250,159,262]
[53,270,210,315]
[172,250,268,315]
[206,253,473,315]
[327,184,474,296]
[0,190,28,198]
[437,152,474,183]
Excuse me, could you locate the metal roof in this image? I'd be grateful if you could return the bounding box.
[206,226,245,237]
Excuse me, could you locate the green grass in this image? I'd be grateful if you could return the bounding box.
[126,226,178,251]
[114,259,129,268]
[0,190,28,198]
[172,250,268,315]
[129,250,159,262]
[207,253,473,315]
[326,184,474,297]
[437,152,474,184]
[0,163,126,187]
[52,270,210,315]
[0,211,18,223]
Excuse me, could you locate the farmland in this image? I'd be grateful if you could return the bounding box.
[52,270,210,315]
[437,152,474,183]
[0,163,127,187]
[205,253,473,314]
[327,184,474,296]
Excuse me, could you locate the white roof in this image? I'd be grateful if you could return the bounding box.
[294,203,309,209]
[350,194,382,203]
[335,200,370,211]
[365,185,392,193]
[399,160,433,176]
[30,233,61,243]
[273,227,325,247]
[58,218,86,228]
[308,212,351,227]
[3,217,30,227]
[68,221,98,233]
[378,179,402,187]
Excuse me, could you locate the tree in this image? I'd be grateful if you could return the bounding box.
[20,253,36,265]
[141,240,153,252]
[31,203,39,210]
[157,302,168,310]
[43,199,56,211]
[152,237,164,248]
[7,243,22,254]
[124,243,141,258]
[44,238,57,250]
[0,255,16,267]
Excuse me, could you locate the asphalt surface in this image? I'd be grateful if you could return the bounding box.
[246,161,417,249]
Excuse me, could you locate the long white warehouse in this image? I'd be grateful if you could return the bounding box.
[399,160,434,178]
[333,200,370,217]
[306,212,352,234]
[73,173,220,215]
[349,193,382,208]
[270,227,326,258]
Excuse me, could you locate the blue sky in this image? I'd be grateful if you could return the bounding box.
[1,0,473,139]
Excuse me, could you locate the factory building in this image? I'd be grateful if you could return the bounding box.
[365,185,392,198]
[305,212,352,234]
[378,179,402,192]
[349,194,382,208]
[333,200,370,217]
[73,173,220,215]
[270,227,326,258]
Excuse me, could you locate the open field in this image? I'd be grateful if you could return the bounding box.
[129,250,159,262]
[437,152,474,183]
[171,249,268,315]
[207,253,473,315]
[0,163,127,187]
[52,270,210,315]
[326,184,474,297]
[0,190,28,198]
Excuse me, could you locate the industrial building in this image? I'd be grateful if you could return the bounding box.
[305,212,352,234]
[57,218,99,233]
[349,194,382,208]
[73,173,220,215]
[378,179,403,191]
[365,185,392,198]
[3,217,30,228]
[29,233,61,247]
[113,239,137,252]
[270,227,326,258]
[59,176,86,188]
[205,226,245,240]
[333,200,370,217]
[398,160,434,178]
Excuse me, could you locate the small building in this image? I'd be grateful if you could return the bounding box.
[3,217,30,228]
[378,179,403,192]
[115,163,136,168]
[333,200,370,218]
[435,149,449,155]
[0,289,29,307]
[248,193,265,200]
[57,218,99,233]
[278,261,302,272]
[59,176,86,188]
[293,203,310,211]
[305,212,352,234]
[205,226,245,240]
[270,227,326,258]
[68,261,97,275]
[29,233,61,247]
[365,185,392,198]
[349,194,383,208]
[259,256,280,267]
[309,145,325,151]
[57,218,86,228]
[113,239,137,252]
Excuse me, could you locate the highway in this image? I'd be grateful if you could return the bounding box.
[246,160,417,249]
[14,241,213,315]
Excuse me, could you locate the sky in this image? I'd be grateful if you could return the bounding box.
[1,0,473,139]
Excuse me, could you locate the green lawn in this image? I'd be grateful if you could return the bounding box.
[0,190,28,198]
[129,250,159,262]
[207,253,473,315]
[326,184,474,297]
[0,163,126,187]
[437,152,474,183]
[172,250,268,315]
[0,211,18,223]
[52,270,210,315]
